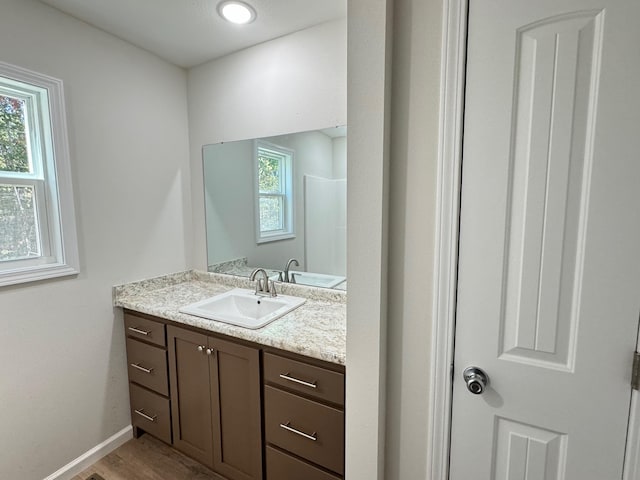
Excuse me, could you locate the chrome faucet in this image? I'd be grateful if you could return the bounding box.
[249,268,277,297]
[283,258,299,283]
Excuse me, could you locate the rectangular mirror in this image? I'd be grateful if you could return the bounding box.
[204,126,346,290]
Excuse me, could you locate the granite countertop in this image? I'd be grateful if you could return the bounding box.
[113,270,346,365]
[209,258,347,291]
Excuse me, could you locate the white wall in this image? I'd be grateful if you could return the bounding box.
[0,1,191,479]
[384,0,443,478]
[346,0,393,477]
[304,176,346,275]
[347,0,444,478]
[188,18,347,270]
[333,136,347,179]
[204,141,254,265]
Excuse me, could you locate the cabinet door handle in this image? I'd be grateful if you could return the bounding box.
[134,409,157,422]
[279,373,317,389]
[128,326,151,336]
[206,348,214,356]
[279,422,317,441]
[197,345,204,352]
[130,363,154,374]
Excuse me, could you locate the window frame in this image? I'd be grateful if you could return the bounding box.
[0,61,79,286]
[254,140,295,244]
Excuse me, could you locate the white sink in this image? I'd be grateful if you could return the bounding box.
[268,271,346,288]
[179,288,306,329]
[288,271,346,288]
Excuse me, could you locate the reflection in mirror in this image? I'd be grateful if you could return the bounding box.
[203,126,347,290]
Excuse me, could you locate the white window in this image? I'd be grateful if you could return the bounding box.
[0,62,79,286]
[255,140,294,243]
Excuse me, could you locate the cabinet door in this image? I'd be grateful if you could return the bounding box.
[209,336,262,480]
[168,325,214,468]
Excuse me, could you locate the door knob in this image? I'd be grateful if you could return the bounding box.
[463,366,489,395]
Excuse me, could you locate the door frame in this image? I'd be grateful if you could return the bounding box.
[426,1,640,479]
[426,1,467,478]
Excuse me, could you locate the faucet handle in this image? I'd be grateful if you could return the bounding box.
[249,268,275,296]
[268,280,277,297]
[254,278,264,295]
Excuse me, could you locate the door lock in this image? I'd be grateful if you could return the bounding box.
[463,366,489,395]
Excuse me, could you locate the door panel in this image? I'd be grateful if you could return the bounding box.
[209,336,262,480]
[450,0,640,478]
[500,11,601,371]
[167,326,214,468]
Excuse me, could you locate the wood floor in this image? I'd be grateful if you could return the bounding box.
[72,434,220,480]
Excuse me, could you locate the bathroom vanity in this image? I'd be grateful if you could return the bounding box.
[114,271,346,480]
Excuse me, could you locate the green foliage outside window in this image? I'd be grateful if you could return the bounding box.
[258,149,287,233]
[0,94,38,260]
[258,154,281,193]
[0,185,38,260]
[0,95,29,173]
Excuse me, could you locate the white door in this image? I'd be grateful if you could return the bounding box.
[450,0,640,478]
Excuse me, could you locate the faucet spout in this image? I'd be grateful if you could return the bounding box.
[283,258,300,283]
[249,268,276,297]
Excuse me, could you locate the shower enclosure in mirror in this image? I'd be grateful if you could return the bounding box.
[203,126,346,290]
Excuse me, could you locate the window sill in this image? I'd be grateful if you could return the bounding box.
[0,262,79,287]
[256,233,296,244]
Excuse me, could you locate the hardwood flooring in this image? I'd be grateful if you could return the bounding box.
[72,434,221,480]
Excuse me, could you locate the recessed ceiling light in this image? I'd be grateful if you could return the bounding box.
[218,1,257,25]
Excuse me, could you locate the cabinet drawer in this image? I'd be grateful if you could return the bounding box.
[129,383,171,444]
[266,446,340,480]
[126,337,168,396]
[265,386,344,475]
[124,313,166,347]
[264,353,344,406]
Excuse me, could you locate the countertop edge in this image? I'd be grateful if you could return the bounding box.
[113,270,346,366]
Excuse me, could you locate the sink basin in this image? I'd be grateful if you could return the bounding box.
[268,271,346,288]
[178,288,306,329]
[288,271,346,288]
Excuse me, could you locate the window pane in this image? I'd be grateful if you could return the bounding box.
[258,154,282,194]
[0,184,40,260]
[0,95,30,173]
[259,196,283,232]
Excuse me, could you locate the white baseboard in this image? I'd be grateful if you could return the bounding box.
[43,425,133,480]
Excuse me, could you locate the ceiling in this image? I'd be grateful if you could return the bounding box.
[39,0,346,68]
[321,126,347,138]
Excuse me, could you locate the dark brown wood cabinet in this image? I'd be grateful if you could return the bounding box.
[129,383,172,444]
[123,309,344,480]
[167,327,213,466]
[167,325,262,480]
[266,446,340,480]
[210,336,262,480]
[263,352,345,478]
[124,313,171,444]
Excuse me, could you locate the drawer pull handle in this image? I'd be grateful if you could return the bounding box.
[279,422,317,441]
[134,409,157,423]
[128,327,151,336]
[279,373,317,389]
[130,363,154,374]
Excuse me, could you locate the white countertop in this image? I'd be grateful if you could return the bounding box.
[113,270,346,365]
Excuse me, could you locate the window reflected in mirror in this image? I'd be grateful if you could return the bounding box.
[203,126,346,290]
